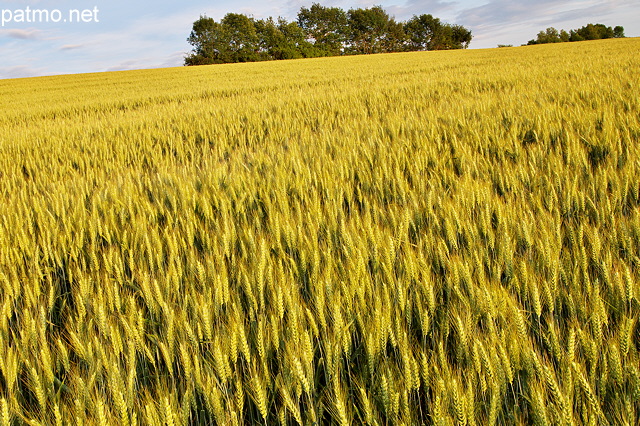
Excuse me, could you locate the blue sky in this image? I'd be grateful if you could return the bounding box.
[1,0,638,79]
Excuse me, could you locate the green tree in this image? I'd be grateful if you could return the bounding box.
[404,14,441,51]
[404,14,470,50]
[347,6,404,54]
[254,17,287,60]
[185,4,472,66]
[613,26,625,38]
[297,3,349,56]
[450,24,472,49]
[277,18,321,58]
[382,19,408,52]
[185,16,225,65]
[528,23,622,45]
[221,13,259,62]
[570,24,615,41]
[185,14,259,64]
[527,27,562,45]
[255,17,317,60]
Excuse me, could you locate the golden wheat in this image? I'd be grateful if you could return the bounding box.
[0,38,638,424]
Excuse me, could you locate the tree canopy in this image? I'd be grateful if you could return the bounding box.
[527,23,624,45]
[185,3,472,66]
[297,3,349,56]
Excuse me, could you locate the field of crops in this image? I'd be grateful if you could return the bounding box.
[0,38,639,425]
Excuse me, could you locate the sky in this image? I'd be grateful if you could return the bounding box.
[0,0,638,79]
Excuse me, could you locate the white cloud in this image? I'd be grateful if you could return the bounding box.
[0,65,44,79]
[386,0,459,21]
[455,0,639,47]
[60,43,83,50]
[3,28,43,40]
[158,51,187,68]
[105,59,142,72]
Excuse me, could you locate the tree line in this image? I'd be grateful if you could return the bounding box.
[185,3,472,66]
[527,23,624,45]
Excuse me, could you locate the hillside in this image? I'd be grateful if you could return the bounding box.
[0,38,639,424]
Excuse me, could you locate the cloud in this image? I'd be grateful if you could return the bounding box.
[456,0,550,27]
[4,28,42,40]
[539,2,619,26]
[456,0,619,28]
[104,50,185,72]
[60,44,83,50]
[0,65,44,79]
[158,51,187,68]
[451,0,639,47]
[387,0,459,21]
[105,60,142,72]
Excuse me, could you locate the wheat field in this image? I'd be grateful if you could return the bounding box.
[0,38,639,425]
